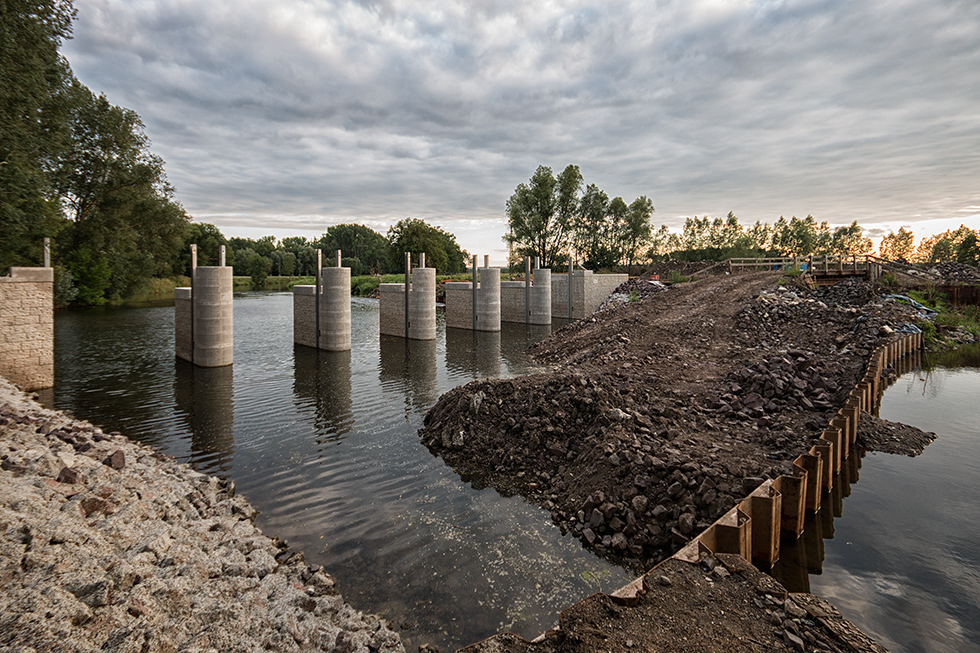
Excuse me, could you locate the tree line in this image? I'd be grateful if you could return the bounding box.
[188,220,469,289]
[505,165,979,268]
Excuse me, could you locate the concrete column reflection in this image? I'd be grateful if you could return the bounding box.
[444,328,501,378]
[174,360,235,473]
[379,336,438,413]
[292,346,354,444]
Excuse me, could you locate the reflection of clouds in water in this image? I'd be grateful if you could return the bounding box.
[815,571,966,653]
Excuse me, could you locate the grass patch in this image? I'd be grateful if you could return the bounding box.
[667,271,690,284]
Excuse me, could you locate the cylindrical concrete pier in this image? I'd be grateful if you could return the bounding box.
[191,266,234,367]
[408,267,437,340]
[474,267,501,332]
[529,268,551,325]
[319,266,351,351]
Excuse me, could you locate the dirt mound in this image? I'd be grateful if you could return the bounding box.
[421,273,920,574]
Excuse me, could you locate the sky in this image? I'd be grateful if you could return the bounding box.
[62,0,980,264]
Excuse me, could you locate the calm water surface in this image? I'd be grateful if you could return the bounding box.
[50,292,633,651]
[773,357,980,653]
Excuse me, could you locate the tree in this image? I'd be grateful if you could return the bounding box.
[957,231,979,266]
[247,251,271,288]
[0,0,76,271]
[572,183,609,268]
[318,224,388,272]
[825,222,872,257]
[386,218,468,273]
[52,82,189,300]
[878,227,915,261]
[504,164,582,268]
[621,196,654,267]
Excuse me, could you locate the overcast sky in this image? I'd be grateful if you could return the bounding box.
[63,0,980,262]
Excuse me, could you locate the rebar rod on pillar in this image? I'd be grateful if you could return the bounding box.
[336,249,342,267]
[420,252,425,268]
[315,249,322,348]
[525,257,531,325]
[405,252,411,341]
[190,244,197,365]
[472,255,478,331]
[43,238,50,267]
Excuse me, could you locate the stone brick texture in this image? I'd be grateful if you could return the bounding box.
[0,268,54,390]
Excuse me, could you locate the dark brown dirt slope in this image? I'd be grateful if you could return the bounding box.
[421,273,919,574]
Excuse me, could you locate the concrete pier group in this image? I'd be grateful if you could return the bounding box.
[175,245,234,367]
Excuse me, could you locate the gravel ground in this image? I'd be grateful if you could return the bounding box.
[0,377,404,653]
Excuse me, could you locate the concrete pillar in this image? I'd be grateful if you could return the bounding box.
[408,267,436,340]
[529,268,551,325]
[0,267,54,390]
[192,266,234,367]
[318,265,351,351]
[474,267,500,332]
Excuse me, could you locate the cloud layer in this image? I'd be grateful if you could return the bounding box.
[63,0,980,257]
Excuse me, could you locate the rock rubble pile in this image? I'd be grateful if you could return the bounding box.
[0,378,404,653]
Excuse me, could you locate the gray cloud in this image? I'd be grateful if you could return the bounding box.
[63,0,980,258]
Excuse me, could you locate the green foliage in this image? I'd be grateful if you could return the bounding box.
[65,246,110,305]
[878,227,915,261]
[957,232,979,266]
[247,251,271,288]
[53,264,77,307]
[385,218,468,274]
[877,272,898,288]
[667,271,689,284]
[505,164,582,269]
[0,0,76,272]
[318,224,388,273]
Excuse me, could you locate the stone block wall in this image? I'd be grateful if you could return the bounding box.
[0,267,54,390]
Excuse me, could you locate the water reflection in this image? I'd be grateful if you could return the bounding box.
[444,328,502,378]
[174,361,235,473]
[379,336,438,413]
[292,346,354,445]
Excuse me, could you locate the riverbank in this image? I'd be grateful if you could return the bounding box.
[0,376,404,652]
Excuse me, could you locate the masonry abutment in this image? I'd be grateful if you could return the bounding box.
[0,266,54,390]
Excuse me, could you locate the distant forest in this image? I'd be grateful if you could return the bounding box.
[3,4,977,307]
